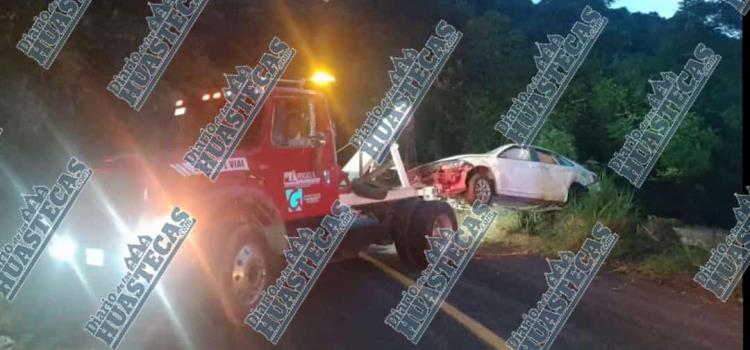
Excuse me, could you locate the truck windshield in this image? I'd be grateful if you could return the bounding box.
[272,96,315,148]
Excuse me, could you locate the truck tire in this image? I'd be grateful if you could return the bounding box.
[465,172,494,205]
[390,199,422,267]
[351,177,389,200]
[406,201,457,270]
[213,199,286,327]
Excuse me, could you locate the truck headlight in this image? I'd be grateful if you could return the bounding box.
[49,236,77,262]
[85,248,104,267]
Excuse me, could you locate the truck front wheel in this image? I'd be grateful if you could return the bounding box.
[214,202,285,327]
[405,201,457,270]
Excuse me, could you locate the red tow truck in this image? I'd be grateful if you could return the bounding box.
[55,78,459,327]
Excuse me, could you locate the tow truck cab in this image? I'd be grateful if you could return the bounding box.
[182,85,346,222]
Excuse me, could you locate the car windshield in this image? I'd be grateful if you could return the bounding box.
[487,145,510,155]
[558,157,575,167]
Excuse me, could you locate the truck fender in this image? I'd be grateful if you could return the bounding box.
[197,185,288,256]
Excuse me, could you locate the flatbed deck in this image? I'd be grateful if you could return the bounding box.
[339,186,438,207]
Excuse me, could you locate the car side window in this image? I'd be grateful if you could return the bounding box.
[558,157,575,167]
[498,147,531,161]
[272,97,315,148]
[536,151,558,165]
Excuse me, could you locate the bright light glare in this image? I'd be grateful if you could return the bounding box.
[86,248,104,267]
[201,94,210,101]
[174,107,187,116]
[134,215,171,238]
[175,100,184,107]
[49,236,77,261]
[212,92,221,99]
[310,70,336,86]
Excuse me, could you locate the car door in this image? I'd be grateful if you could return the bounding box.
[533,149,577,202]
[495,146,544,198]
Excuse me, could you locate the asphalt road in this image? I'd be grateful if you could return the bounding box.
[4,240,741,350]
[88,243,742,350]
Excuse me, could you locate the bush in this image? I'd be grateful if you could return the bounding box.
[537,127,578,160]
[528,172,638,254]
[564,172,636,230]
[485,172,715,280]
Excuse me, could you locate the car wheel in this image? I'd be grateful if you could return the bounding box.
[466,173,494,205]
[566,183,587,203]
[406,201,458,270]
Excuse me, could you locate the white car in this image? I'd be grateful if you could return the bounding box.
[408,144,599,205]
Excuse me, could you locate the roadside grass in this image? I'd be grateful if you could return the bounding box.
[478,173,719,284]
[482,173,635,255]
[634,245,710,279]
[479,211,543,254]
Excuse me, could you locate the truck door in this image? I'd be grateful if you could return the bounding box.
[261,93,338,220]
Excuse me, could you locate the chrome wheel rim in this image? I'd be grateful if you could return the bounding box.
[231,244,267,306]
[475,178,492,204]
[431,214,454,237]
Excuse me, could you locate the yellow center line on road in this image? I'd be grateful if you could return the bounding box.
[358,252,511,350]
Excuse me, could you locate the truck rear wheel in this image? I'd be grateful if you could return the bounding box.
[214,200,286,327]
[405,201,457,270]
[391,199,422,267]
